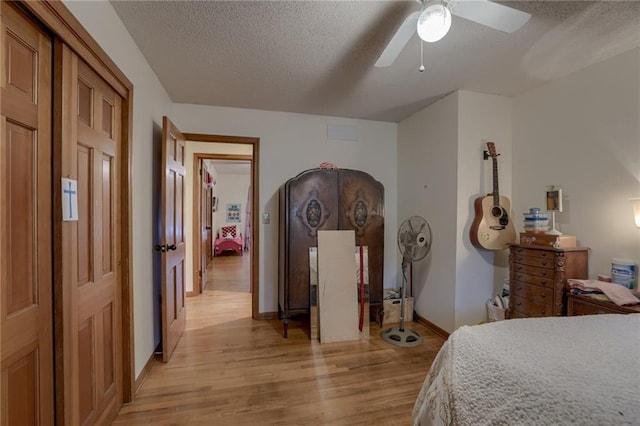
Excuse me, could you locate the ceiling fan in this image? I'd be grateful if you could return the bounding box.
[375,0,531,67]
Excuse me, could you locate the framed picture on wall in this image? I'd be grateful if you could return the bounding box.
[226,203,241,222]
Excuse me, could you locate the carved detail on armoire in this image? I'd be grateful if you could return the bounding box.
[344,191,374,237]
[297,189,331,237]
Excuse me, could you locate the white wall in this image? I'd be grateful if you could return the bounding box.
[184,142,252,293]
[398,91,514,332]
[213,173,251,238]
[171,104,398,314]
[398,93,459,332]
[455,91,513,329]
[63,1,173,379]
[513,47,640,279]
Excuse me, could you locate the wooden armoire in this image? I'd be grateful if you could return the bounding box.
[278,168,384,337]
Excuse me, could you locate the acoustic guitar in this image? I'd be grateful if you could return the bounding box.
[470,142,516,250]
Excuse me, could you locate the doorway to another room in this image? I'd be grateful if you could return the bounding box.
[196,158,252,304]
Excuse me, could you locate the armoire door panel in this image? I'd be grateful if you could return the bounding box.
[338,170,384,312]
[1,2,54,424]
[286,169,338,312]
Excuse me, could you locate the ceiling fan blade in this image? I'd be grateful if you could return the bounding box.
[375,11,420,68]
[451,0,531,33]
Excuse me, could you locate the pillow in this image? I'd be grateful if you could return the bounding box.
[221,225,237,239]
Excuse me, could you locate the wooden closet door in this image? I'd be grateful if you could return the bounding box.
[56,44,122,425]
[338,170,384,318]
[0,3,54,425]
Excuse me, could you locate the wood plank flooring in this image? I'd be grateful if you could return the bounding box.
[113,254,445,425]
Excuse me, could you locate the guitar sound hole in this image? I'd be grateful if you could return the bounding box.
[491,206,503,218]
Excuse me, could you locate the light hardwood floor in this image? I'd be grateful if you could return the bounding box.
[113,254,445,425]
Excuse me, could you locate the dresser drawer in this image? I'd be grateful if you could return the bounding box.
[567,294,640,315]
[511,282,552,305]
[511,247,555,260]
[511,263,554,279]
[511,254,554,269]
[512,272,554,289]
[510,295,551,317]
[570,299,615,316]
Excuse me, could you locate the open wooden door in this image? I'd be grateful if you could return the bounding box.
[206,186,213,260]
[159,117,186,362]
[200,161,209,292]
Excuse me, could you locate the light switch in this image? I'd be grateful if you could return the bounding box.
[262,213,270,224]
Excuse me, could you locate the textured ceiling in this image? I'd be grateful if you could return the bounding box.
[109,1,640,123]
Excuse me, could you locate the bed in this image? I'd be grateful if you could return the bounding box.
[214,225,243,256]
[412,314,640,426]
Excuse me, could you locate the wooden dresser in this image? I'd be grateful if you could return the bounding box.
[567,293,640,315]
[509,244,589,318]
[278,168,384,337]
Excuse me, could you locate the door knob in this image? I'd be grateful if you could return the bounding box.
[167,244,177,251]
[154,244,166,252]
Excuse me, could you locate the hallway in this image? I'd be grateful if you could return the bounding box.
[113,254,444,425]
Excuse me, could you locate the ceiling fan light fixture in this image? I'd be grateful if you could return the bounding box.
[417,2,452,43]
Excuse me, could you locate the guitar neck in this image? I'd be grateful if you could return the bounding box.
[492,156,500,205]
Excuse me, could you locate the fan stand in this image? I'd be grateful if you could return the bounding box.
[381,259,424,347]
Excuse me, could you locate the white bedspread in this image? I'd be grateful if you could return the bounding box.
[412,314,640,425]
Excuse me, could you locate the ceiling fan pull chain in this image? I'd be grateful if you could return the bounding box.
[419,39,425,72]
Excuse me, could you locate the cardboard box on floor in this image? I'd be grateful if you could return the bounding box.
[382,297,414,325]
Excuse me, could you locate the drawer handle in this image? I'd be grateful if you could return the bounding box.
[516,256,523,262]
[540,261,547,266]
[540,279,547,285]
[541,271,547,276]
[517,286,523,291]
[517,266,524,271]
[516,302,522,307]
[540,252,548,257]
[540,292,546,298]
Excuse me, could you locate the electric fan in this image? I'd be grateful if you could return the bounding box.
[381,216,432,347]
